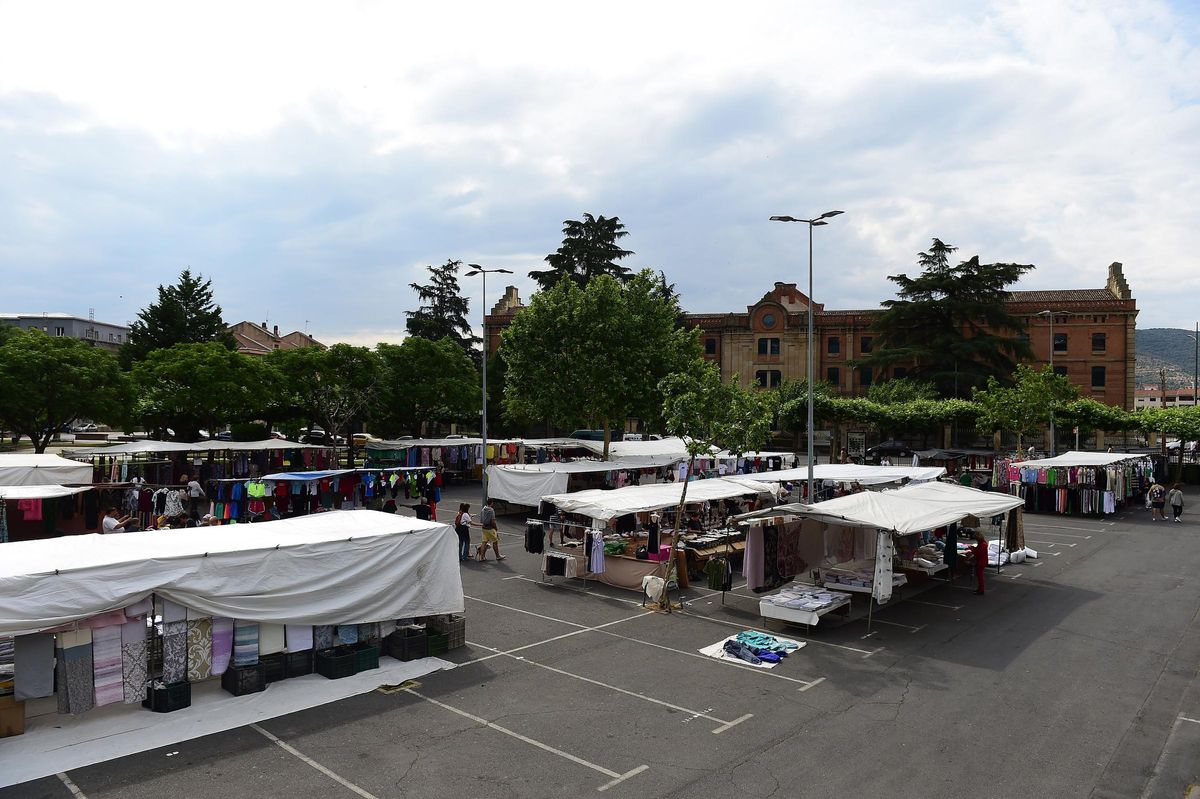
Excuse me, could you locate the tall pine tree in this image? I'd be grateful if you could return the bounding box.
[121,269,231,366]
[529,213,634,291]
[855,239,1034,397]
[405,259,479,358]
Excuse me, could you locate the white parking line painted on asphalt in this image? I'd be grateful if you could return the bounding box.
[403,688,649,792]
[1007,572,1024,579]
[1026,539,1077,547]
[55,773,88,799]
[251,723,381,799]
[710,714,754,734]
[674,608,879,658]
[908,599,963,611]
[1179,716,1200,724]
[1021,524,1096,535]
[457,614,653,665]
[508,573,646,606]
[859,618,924,633]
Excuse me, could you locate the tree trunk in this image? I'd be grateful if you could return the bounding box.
[659,453,696,585]
[602,423,611,461]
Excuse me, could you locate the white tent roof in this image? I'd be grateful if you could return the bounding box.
[0,510,463,637]
[543,476,779,521]
[191,438,324,451]
[737,482,1022,534]
[0,484,92,500]
[73,438,325,457]
[749,463,946,486]
[72,440,197,456]
[368,437,522,449]
[1017,450,1147,468]
[487,461,645,507]
[0,454,93,486]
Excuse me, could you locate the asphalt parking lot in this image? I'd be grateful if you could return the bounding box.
[4,483,1199,799]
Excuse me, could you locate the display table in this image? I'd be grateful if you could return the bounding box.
[546,547,674,592]
[759,585,852,628]
[822,573,907,594]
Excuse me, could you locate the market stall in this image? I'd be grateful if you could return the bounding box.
[366,437,524,480]
[0,510,462,730]
[991,450,1154,516]
[0,454,93,487]
[486,460,665,511]
[0,484,95,543]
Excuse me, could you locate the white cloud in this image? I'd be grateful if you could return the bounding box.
[1,0,1198,332]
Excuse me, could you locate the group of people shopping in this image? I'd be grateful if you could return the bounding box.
[452,501,505,563]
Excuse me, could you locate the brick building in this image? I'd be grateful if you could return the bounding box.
[227,321,324,356]
[484,262,1139,409]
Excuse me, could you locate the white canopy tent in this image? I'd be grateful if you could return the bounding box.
[368,437,523,449]
[1016,450,1145,468]
[486,461,640,508]
[543,476,779,521]
[712,450,798,468]
[71,440,197,456]
[73,439,325,457]
[748,463,947,487]
[0,510,463,637]
[0,454,93,486]
[523,436,695,465]
[0,484,92,501]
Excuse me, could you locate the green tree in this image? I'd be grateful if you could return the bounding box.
[500,270,700,455]
[857,239,1034,397]
[973,364,1078,450]
[1147,407,1200,482]
[122,269,232,366]
[132,343,275,441]
[866,377,938,404]
[528,213,634,291]
[268,345,382,455]
[660,361,774,539]
[0,329,129,452]
[405,259,480,358]
[374,338,480,437]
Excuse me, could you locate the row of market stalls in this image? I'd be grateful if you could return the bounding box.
[992,450,1156,516]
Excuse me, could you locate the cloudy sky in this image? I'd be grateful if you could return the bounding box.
[2,0,1198,345]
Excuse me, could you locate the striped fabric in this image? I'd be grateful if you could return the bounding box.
[233,621,259,667]
[91,625,123,706]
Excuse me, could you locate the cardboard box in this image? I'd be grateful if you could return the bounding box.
[0,694,25,737]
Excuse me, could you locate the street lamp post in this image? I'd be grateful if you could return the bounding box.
[466,264,513,505]
[770,210,844,504]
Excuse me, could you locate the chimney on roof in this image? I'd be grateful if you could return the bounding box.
[273,324,279,337]
[1107,262,1132,300]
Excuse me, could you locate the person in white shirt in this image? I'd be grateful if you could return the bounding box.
[182,474,206,517]
[101,506,134,533]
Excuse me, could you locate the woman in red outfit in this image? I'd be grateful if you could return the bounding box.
[970,530,988,595]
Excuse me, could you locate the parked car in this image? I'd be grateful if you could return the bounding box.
[622,433,643,441]
[865,440,913,461]
[215,430,233,441]
[568,429,607,441]
[72,422,99,433]
[351,433,379,447]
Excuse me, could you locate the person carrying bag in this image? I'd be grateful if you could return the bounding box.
[453,503,473,562]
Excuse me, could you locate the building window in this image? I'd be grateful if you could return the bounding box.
[1091,332,1106,352]
[893,366,908,379]
[1053,333,1067,354]
[1053,365,1068,378]
[755,370,782,388]
[54,327,65,337]
[860,366,873,388]
[827,367,840,387]
[1091,366,1106,388]
[704,338,717,355]
[828,336,840,354]
[757,337,780,356]
[860,336,873,354]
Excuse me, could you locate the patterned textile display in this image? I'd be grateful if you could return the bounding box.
[211,617,234,675]
[285,625,314,652]
[14,633,55,700]
[186,618,214,681]
[337,624,359,645]
[92,625,124,706]
[162,621,188,684]
[121,621,148,704]
[56,629,95,715]
[233,621,259,666]
[313,625,336,650]
[258,623,286,655]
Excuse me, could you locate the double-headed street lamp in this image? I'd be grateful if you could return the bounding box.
[465,264,513,505]
[769,210,844,504]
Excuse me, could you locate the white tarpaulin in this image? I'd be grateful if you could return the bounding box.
[737,482,1022,534]
[72,440,198,456]
[0,454,93,486]
[368,437,522,449]
[74,439,325,456]
[543,476,779,521]
[0,484,91,500]
[713,450,798,467]
[487,460,667,507]
[749,463,946,486]
[524,437,695,465]
[1016,450,1146,468]
[0,510,463,636]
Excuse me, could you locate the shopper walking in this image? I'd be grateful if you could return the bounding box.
[453,503,473,562]
[476,500,505,562]
[1168,483,1185,523]
[1149,482,1167,521]
[969,530,988,595]
[182,474,206,518]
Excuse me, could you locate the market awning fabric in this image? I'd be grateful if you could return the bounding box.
[0,510,463,636]
[736,482,1022,534]
[261,469,357,482]
[749,463,947,486]
[0,484,92,500]
[543,477,779,521]
[73,439,326,457]
[0,454,93,486]
[1016,450,1145,468]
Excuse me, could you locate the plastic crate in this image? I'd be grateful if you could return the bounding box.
[259,652,287,684]
[285,650,313,677]
[351,643,380,673]
[142,682,191,713]
[315,647,357,680]
[221,663,266,696]
[426,631,449,657]
[428,614,465,650]
[385,627,427,662]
